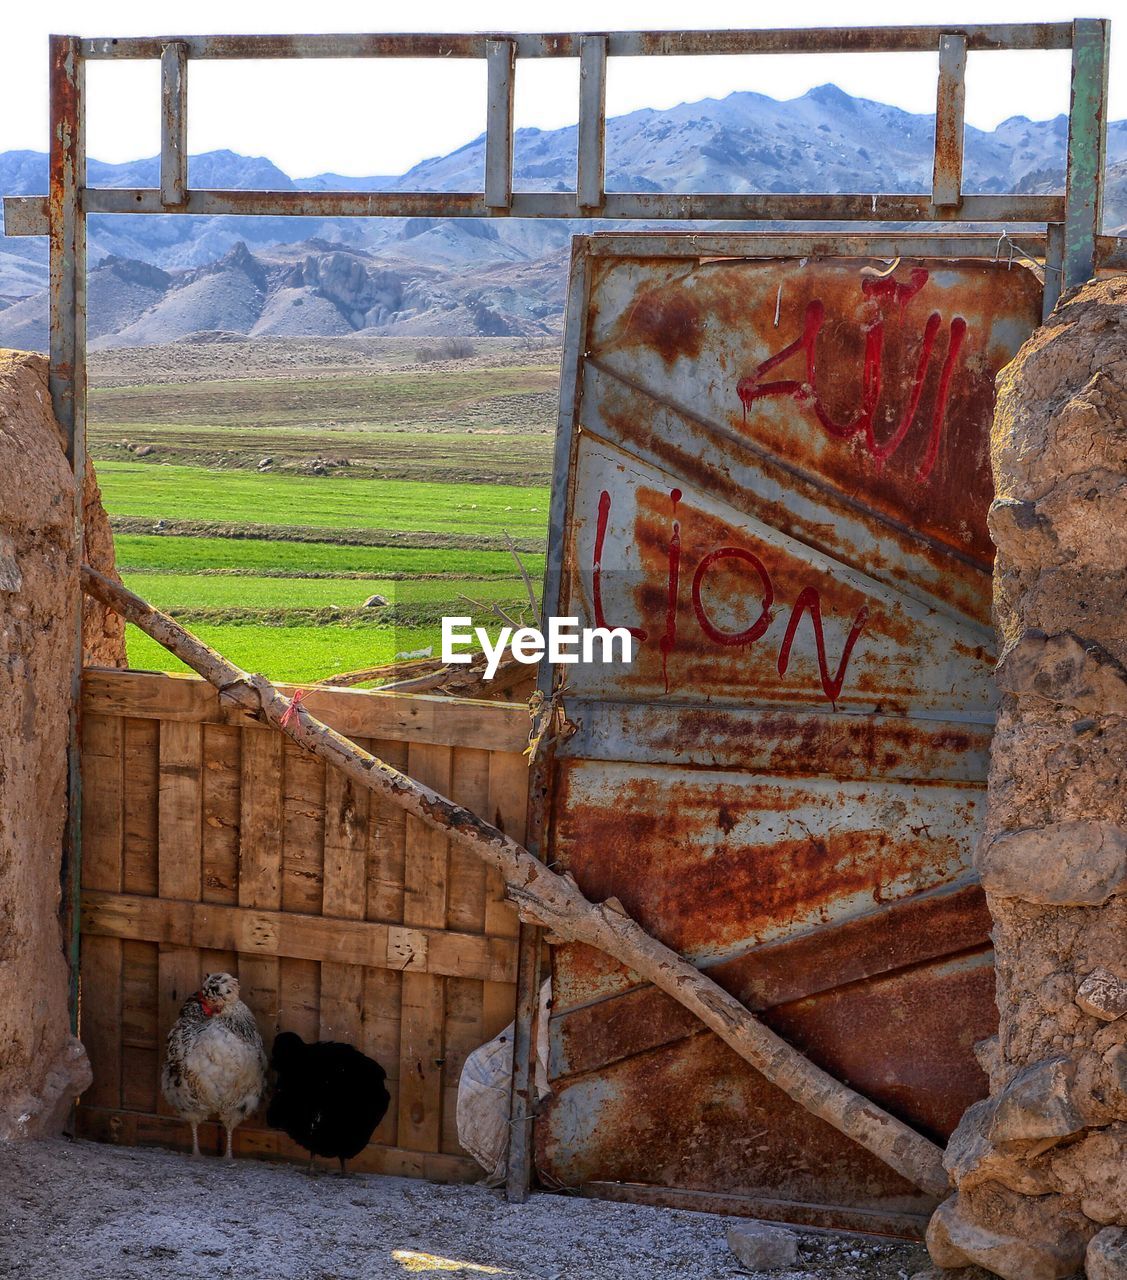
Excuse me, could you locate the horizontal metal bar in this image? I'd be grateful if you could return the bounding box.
[1101,236,1127,269]
[581,231,1052,258]
[1,188,1063,224]
[80,24,1075,60]
[560,698,992,780]
[3,194,49,235]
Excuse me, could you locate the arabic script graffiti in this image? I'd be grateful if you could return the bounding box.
[736,268,967,481]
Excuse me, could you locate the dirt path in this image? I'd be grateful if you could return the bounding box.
[0,1140,931,1280]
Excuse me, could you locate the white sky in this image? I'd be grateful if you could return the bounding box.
[1,2,1122,178]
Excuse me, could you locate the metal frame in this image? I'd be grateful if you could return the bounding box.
[3,19,1122,1196]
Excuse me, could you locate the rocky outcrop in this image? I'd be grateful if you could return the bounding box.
[927,279,1127,1277]
[0,349,93,1136]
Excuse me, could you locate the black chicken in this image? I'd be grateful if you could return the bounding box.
[267,1032,391,1174]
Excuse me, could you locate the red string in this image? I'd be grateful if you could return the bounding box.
[280,688,307,729]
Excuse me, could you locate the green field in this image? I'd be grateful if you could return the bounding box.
[125,572,532,610]
[124,622,442,684]
[91,342,557,681]
[99,464,548,538]
[114,534,545,579]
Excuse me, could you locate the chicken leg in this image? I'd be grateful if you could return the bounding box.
[189,1121,201,1159]
[223,1123,234,1162]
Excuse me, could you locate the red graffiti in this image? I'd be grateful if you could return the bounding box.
[692,547,773,647]
[593,489,648,641]
[736,268,967,482]
[659,488,682,692]
[593,488,869,705]
[778,587,870,704]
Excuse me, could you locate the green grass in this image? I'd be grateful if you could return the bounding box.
[125,622,441,684]
[124,572,536,611]
[114,534,545,579]
[98,462,549,537]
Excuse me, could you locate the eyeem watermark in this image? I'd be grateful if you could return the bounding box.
[442,616,634,678]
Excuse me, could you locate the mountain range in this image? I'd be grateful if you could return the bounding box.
[1,83,1124,350]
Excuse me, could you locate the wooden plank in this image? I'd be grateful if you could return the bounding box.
[398,974,446,1155]
[80,713,123,892]
[483,750,526,1036]
[239,730,284,912]
[359,732,407,1142]
[932,33,967,207]
[447,747,490,933]
[154,716,204,1121]
[442,747,490,1154]
[577,35,607,209]
[122,718,159,896]
[158,720,202,901]
[81,892,517,982]
[323,766,368,921]
[120,940,158,1114]
[83,669,529,751]
[320,961,362,1044]
[363,966,401,1146]
[282,739,325,915]
[156,945,203,1117]
[238,729,284,1059]
[485,39,516,209]
[403,744,451,932]
[80,936,122,1110]
[399,744,451,1153]
[366,736,408,924]
[279,956,320,1044]
[80,712,126,1110]
[321,761,367,1054]
[201,723,240,904]
[442,976,484,1155]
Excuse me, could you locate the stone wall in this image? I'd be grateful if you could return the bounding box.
[0,349,123,1139]
[924,279,1127,1279]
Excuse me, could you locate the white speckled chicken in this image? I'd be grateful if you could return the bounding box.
[161,972,266,1160]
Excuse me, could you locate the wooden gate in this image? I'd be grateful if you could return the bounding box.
[78,667,529,1178]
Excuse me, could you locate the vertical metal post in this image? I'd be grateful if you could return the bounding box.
[577,35,607,210]
[1043,223,1065,321]
[932,33,967,208]
[485,39,516,210]
[1062,18,1110,288]
[160,41,189,207]
[49,34,87,1034]
[505,243,591,1205]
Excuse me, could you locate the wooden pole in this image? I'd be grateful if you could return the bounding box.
[82,564,950,1199]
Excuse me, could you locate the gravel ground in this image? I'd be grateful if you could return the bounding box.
[0,1140,931,1280]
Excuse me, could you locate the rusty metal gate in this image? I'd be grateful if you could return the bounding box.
[530,238,1043,1232]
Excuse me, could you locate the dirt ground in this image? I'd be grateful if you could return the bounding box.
[0,1140,931,1280]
